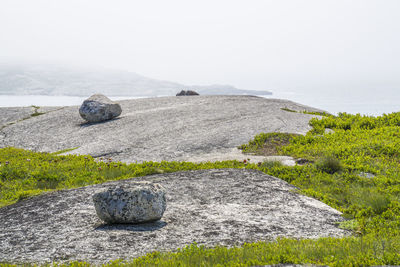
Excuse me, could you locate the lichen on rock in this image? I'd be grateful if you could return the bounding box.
[93,182,166,224]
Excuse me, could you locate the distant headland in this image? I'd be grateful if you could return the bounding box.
[0,63,272,97]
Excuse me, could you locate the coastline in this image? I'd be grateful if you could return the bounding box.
[1,93,398,116]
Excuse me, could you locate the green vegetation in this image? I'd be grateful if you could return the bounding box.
[280,107,331,117]
[31,105,45,117]
[302,110,332,116]
[1,111,400,266]
[238,132,298,155]
[51,147,80,155]
[315,155,343,174]
[280,107,297,113]
[0,148,250,207]
[31,112,45,117]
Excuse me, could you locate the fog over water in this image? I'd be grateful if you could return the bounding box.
[0,0,399,115]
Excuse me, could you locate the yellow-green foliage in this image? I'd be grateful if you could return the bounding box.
[1,112,400,266]
[102,237,400,266]
[10,237,400,266]
[238,132,298,154]
[0,147,250,207]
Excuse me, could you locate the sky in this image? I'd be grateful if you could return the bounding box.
[1,0,400,96]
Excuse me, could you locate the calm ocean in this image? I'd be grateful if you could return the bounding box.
[262,90,399,116]
[0,93,398,116]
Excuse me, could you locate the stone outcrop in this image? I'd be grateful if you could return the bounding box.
[176,90,199,96]
[93,182,166,224]
[0,169,349,264]
[79,94,122,123]
[0,96,326,162]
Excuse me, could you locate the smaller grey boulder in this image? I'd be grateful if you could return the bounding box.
[79,94,122,123]
[93,182,166,224]
[176,90,199,96]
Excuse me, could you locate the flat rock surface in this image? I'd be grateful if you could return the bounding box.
[0,106,34,128]
[0,106,63,128]
[0,96,324,162]
[0,169,348,264]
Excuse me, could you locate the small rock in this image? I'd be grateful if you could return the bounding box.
[358,172,375,179]
[79,94,122,123]
[296,158,314,165]
[93,182,166,224]
[324,128,335,134]
[176,90,199,96]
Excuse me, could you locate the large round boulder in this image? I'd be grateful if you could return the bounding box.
[92,182,166,224]
[79,94,122,123]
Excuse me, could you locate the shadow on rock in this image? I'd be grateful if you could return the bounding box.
[94,220,167,232]
[79,117,121,128]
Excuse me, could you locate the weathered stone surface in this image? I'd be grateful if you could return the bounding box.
[0,169,349,264]
[93,182,166,223]
[0,96,326,163]
[79,94,122,122]
[176,90,199,96]
[0,106,33,128]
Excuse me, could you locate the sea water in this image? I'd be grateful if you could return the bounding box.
[0,93,398,116]
[0,95,144,108]
[261,90,399,116]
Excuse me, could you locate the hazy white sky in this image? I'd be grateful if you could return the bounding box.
[1,0,399,94]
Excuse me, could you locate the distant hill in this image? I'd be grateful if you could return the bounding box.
[0,64,272,97]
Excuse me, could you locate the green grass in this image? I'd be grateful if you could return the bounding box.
[315,155,343,174]
[1,111,400,266]
[238,132,299,155]
[31,112,45,117]
[0,147,253,207]
[97,237,400,266]
[280,107,297,113]
[51,147,80,155]
[280,107,331,117]
[30,105,45,117]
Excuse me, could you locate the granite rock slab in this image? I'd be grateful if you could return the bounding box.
[0,96,325,163]
[0,169,349,264]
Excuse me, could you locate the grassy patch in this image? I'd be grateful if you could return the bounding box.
[238,132,299,155]
[22,237,400,266]
[281,107,297,113]
[30,105,45,117]
[280,107,331,117]
[51,147,80,155]
[315,155,343,174]
[302,110,332,116]
[31,112,45,117]
[0,147,249,207]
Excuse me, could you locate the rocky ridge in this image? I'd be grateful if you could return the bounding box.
[0,95,325,163]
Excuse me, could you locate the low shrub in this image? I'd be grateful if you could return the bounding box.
[316,156,343,174]
[261,160,283,169]
[238,132,298,155]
